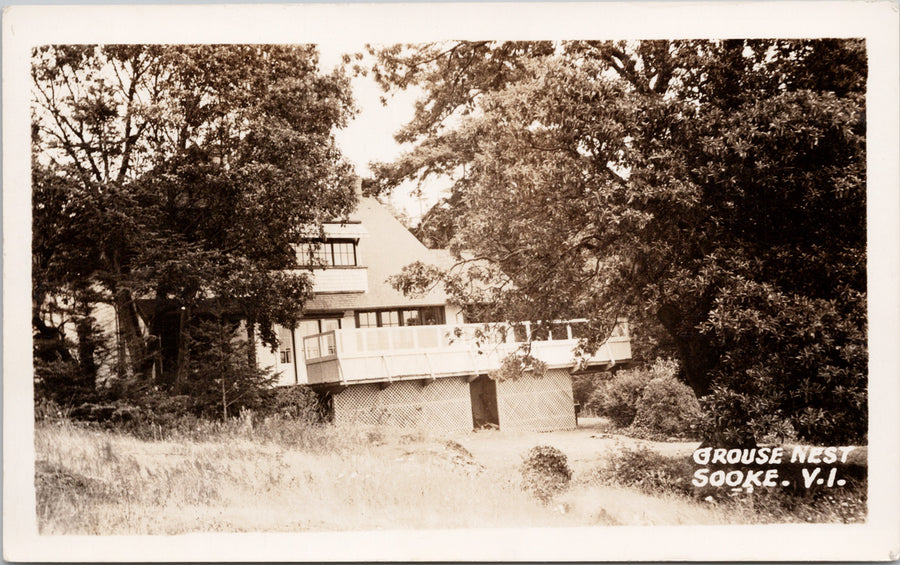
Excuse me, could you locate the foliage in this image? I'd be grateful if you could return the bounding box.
[519,445,573,503]
[32,45,356,404]
[588,369,653,428]
[597,446,696,497]
[489,352,547,382]
[257,385,326,422]
[595,445,866,523]
[371,39,867,445]
[587,359,674,426]
[633,375,702,438]
[571,373,603,412]
[183,317,279,420]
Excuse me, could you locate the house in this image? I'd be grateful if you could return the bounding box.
[256,186,633,433]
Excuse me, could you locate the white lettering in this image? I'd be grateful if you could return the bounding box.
[693,448,712,465]
[725,470,743,486]
[692,468,709,487]
[709,470,726,486]
[802,467,822,488]
[770,447,784,464]
[807,446,824,464]
[838,446,856,463]
[741,469,764,488]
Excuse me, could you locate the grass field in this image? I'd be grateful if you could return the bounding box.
[34,416,866,534]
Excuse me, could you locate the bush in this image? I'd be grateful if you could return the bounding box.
[633,375,701,437]
[257,385,325,422]
[588,370,651,427]
[588,359,678,427]
[519,445,572,503]
[598,446,695,496]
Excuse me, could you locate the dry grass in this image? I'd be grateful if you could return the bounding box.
[34,417,861,534]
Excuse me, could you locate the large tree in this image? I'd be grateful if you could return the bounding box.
[370,40,867,444]
[32,45,357,397]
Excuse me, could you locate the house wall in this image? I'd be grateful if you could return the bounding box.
[329,370,577,433]
[305,267,368,294]
[332,377,472,432]
[495,368,576,432]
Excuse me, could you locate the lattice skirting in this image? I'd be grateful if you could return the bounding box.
[332,370,576,432]
[495,369,576,432]
[332,377,472,432]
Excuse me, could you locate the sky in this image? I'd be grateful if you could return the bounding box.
[318,45,449,225]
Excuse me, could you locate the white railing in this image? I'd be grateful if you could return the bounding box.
[302,320,631,386]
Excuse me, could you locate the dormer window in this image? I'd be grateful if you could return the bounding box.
[296,239,358,267]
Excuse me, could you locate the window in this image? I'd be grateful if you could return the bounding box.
[357,311,379,328]
[278,326,294,364]
[401,309,421,326]
[295,239,357,267]
[355,306,445,328]
[380,310,400,327]
[298,318,341,359]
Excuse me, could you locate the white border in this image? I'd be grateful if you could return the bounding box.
[4,2,899,561]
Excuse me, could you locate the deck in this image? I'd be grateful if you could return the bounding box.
[302,320,632,386]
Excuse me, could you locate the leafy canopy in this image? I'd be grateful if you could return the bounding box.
[370,39,866,444]
[32,45,357,396]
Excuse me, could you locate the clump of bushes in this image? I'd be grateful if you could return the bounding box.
[595,445,867,524]
[519,445,572,503]
[36,382,329,444]
[589,359,700,438]
[588,367,652,427]
[633,376,702,437]
[596,446,695,496]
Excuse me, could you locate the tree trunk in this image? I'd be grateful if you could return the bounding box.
[219,319,228,421]
[246,320,257,368]
[656,302,718,398]
[75,314,98,391]
[174,305,191,394]
[114,288,148,378]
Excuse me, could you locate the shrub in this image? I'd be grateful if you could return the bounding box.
[598,446,695,496]
[257,385,324,422]
[633,375,701,437]
[589,359,678,427]
[519,445,572,503]
[587,370,650,427]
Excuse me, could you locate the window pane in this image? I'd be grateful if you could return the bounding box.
[295,243,313,266]
[278,326,293,363]
[402,309,421,326]
[313,243,329,266]
[380,310,400,327]
[332,242,356,266]
[304,339,321,359]
[299,320,320,337]
[321,318,340,332]
[420,307,444,326]
[357,311,378,328]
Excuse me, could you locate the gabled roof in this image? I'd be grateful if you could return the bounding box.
[303,197,451,313]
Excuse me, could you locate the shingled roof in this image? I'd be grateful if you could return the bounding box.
[303,197,451,313]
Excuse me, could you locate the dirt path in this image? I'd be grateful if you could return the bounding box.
[447,417,700,474]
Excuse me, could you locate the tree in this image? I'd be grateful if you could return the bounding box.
[370,40,867,444]
[32,45,357,400]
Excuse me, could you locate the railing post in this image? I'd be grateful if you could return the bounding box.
[381,355,392,382]
[567,323,573,340]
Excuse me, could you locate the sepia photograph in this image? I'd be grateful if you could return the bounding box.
[4,2,899,561]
